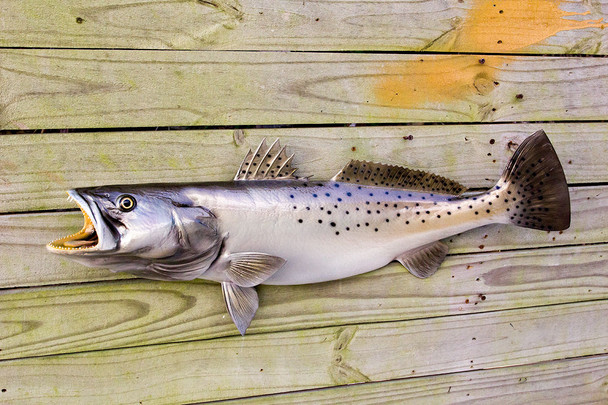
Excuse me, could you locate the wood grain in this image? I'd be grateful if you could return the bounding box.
[0,0,606,54]
[0,300,606,404]
[215,355,608,404]
[2,51,608,129]
[0,242,606,360]
[1,123,606,213]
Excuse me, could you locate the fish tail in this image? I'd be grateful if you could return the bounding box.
[496,130,570,231]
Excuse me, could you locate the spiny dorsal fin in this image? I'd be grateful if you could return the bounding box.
[396,241,449,279]
[331,160,467,195]
[234,139,299,181]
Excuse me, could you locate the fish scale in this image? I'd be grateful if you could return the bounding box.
[48,130,570,335]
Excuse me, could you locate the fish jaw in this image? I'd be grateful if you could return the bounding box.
[47,190,118,255]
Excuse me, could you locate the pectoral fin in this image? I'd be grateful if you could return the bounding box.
[221,282,258,336]
[396,241,449,279]
[227,252,286,287]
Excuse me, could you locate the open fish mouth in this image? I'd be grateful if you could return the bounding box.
[47,192,100,252]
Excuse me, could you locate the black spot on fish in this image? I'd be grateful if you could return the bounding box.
[397,213,401,217]
[347,192,352,197]
[313,194,318,198]
[336,231,340,235]
[374,228,378,232]
[334,184,340,188]
[425,211,430,214]
[325,193,330,197]
[345,210,350,215]
[475,211,479,215]
[298,219,303,223]
[369,193,374,196]
[366,201,370,205]
[327,211,332,215]
[447,211,451,215]
[346,227,350,231]
[290,195,294,198]
[365,222,369,226]
[437,215,441,218]
[376,210,380,214]
[318,219,323,223]
[486,209,490,213]
[330,222,336,227]
[421,219,425,223]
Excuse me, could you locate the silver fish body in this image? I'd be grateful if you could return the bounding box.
[48,130,571,334]
[191,181,499,285]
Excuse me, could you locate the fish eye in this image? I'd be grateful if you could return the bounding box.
[117,195,136,212]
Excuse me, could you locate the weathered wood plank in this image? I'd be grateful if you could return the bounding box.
[1,51,608,129]
[0,300,606,404]
[2,123,606,213]
[0,186,604,288]
[214,355,608,404]
[0,0,606,54]
[0,243,606,360]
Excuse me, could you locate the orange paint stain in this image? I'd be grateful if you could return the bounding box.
[374,56,498,109]
[456,0,605,52]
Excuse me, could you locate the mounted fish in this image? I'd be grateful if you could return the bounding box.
[48,130,570,335]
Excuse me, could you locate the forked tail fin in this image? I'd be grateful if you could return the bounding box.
[499,130,570,231]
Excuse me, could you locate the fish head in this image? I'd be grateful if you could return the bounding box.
[47,186,221,272]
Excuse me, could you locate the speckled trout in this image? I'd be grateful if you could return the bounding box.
[48,130,570,334]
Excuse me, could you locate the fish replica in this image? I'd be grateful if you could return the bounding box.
[48,130,570,335]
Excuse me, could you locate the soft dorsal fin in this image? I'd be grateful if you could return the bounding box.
[234,139,299,181]
[331,160,467,195]
[396,241,449,279]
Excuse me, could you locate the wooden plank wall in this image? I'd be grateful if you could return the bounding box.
[0,0,607,403]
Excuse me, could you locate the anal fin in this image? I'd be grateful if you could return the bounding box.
[396,241,449,279]
[221,282,259,336]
